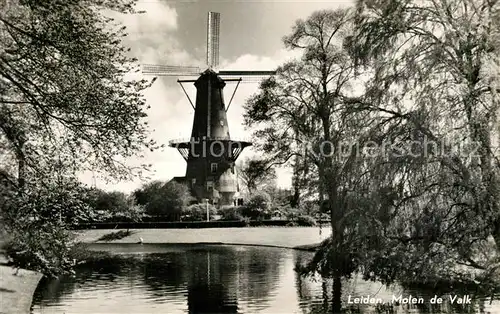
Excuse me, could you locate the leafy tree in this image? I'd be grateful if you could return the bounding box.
[117,203,144,232]
[218,206,247,221]
[133,180,164,206]
[0,0,157,190]
[246,191,271,211]
[349,0,500,286]
[237,157,276,196]
[0,0,157,276]
[241,191,272,220]
[95,190,129,215]
[244,8,378,311]
[135,180,193,220]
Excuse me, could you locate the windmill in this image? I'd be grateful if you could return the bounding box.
[142,12,275,207]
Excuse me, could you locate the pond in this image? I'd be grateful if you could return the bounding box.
[31,243,500,313]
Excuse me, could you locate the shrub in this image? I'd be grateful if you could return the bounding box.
[296,215,317,226]
[278,204,300,220]
[218,206,246,221]
[1,179,94,277]
[3,224,76,277]
[97,230,135,242]
[241,216,251,227]
[241,192,273,220]
[182,203,217,221]
[246,192,271,211]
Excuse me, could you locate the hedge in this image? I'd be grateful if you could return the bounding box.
[72,219,330,230]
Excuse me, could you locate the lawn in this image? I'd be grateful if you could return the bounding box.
[76,226,332,249]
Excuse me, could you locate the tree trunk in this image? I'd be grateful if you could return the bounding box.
[17,152,25,194]
[328,180,344,314]
[16,138,26,196]
[332,275,342,313]
[322,279,329,310]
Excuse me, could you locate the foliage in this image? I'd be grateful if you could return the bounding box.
[1,178,94,277]
[218,206,247,221]
[296,215,317,226]
[347,0,500,284]
[182,203,217,221]
[246,4,500,304]
[262,186,293,207]
[0,0,157,277]
[301,200,320,216]
[0,0,158,184]
[296,236,359,279]
[242,191,272,220]
[116,203,144,222]
[246,191,272,211]
[97,230,135,242]
[134,180,192,219]
[244,11,374,305]
[83,188,130,216]
[275,204,300,220]
[237,157,277,196]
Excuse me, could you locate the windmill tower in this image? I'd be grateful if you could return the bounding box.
[142,12,275,206]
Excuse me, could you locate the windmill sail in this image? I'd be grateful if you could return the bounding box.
[207,12,220,69]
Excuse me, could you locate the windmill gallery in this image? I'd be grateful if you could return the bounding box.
[142,12,275,207]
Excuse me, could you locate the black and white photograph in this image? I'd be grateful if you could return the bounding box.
[1,0,499,313]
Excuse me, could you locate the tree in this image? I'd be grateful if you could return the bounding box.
[290,153,318,208]
[242,191,272,220]
[135,180,192,220]
[244,8,378,312]
[0,0,157,189]
[133,180,164,206]
[117,203,144,233]
[237,157,276,196]
[349,0,500,286]
[95,190,130,215]
[0,0,157,276]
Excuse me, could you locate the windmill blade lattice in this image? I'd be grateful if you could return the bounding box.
[207,12,220,69]
[142,64,203,76]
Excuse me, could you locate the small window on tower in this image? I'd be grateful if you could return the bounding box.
[220,120,224,126]
[191,178,196,186]
[211,163,218,173]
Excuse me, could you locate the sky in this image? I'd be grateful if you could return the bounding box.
[83,0,354,193]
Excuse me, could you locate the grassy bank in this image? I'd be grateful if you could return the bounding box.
[76,226,332,249]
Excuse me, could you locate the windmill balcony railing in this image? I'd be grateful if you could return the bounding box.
[168,137,252,145]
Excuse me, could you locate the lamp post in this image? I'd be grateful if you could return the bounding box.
[205,198,210,222]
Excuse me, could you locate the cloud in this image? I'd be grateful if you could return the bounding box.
[106,1,197,66]
[121,0,178,34]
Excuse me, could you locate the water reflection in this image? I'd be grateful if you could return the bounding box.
[32,244,500,314]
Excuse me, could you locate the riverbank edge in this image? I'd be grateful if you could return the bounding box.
[82,241,321,251]
[0,263,43,314]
